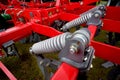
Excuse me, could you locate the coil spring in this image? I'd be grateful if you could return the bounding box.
[31,32,71,54]
[62,12,92,31]
[30,28,90,54]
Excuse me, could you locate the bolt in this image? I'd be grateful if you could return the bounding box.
[90,64,93,68]
[46,62,50,67]
[29,47,33,54]
[84,57,88,61]
[60,28,63,30]
[94,13,100,18]
[86,48,90,53]
[70,48,76,54]
[93,55,96,59]
[40,60,44,65]
[69,45,78,54]
[99,6,104,10]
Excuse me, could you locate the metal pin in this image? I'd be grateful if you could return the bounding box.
[84,57,88,61]
[90,64,93,68]
[93,55,96,59]
[69,45,78,54]
[40,60,44,65]
[46,63,50,67]
[94,13,100,18]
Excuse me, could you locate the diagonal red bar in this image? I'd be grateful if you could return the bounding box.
[0,61,17,80]
[51,63,79,80]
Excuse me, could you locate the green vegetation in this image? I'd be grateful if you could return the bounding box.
[0,43,43,80]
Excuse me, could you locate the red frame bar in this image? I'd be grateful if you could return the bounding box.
[32,23,62,37]
[51,63,79,80]
[0,23,33,47]
[83,0,99,5]
[88,25,97,40]
[0,61,17,80]
[91,41,120,64]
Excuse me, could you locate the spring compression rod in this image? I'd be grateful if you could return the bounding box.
[62,13,92,31]
[30,28,90,54]
[61,5,106,31]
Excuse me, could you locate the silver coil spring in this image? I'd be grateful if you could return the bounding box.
[31,32,71,54]
[62,12,92,31]
[62,13,92,31]
[31,28,90,54]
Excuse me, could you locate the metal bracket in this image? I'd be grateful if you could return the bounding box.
[87,9,105,36]
[35,54,61,80]
[2,40,19,57]
[60,46,94,71]
[87,10,103,27]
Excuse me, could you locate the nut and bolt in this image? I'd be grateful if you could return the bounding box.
[86,47,90,53]
[99,6,105,10]
[40,60,44,65]
[84,57,88,61]
[94,13,100,18]
[69,44,78,54]
[90,64,93,68]
[46,62,50,67]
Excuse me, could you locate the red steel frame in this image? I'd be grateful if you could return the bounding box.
[0,0,120,79]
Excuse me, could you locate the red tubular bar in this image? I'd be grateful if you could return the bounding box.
[87,24,120,65]
[51,63,79,80]
[0,61,17,80]
[0,22,63,47]
[32,23,62,37]
[60,12,79,21]
[88,25,97,40]
[91,41,120,64]
[83,0,99,5]
[105,7,120,21]
[0,23,33,47]
[55,0,61,7]
[103,19,120,33]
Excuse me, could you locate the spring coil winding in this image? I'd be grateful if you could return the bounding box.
[31,32,71,54]
[62,12,92,31]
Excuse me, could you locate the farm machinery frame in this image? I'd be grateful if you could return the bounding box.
[0,0,120,80]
